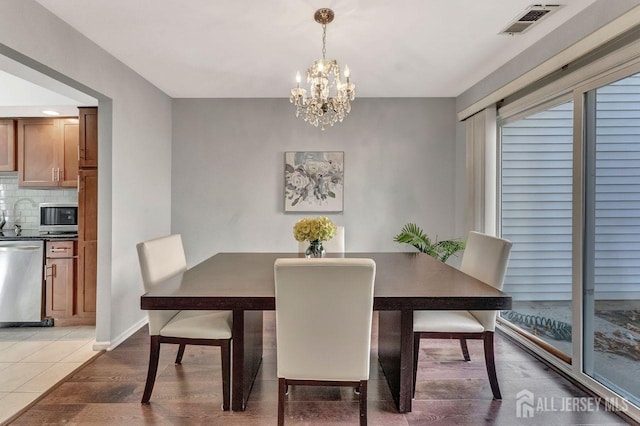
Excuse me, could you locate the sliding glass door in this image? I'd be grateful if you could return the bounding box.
[499,101,574,360]
[498,65,640,413]
[583,71,640,405]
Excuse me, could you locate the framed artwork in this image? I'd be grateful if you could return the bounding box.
[284,151,344,212]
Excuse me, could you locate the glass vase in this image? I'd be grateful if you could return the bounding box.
[305,240,325,258]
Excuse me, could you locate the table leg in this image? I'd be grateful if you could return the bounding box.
[231,310,264,411]
[378,310,413,412]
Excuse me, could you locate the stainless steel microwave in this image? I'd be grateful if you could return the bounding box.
[39,203,78,233]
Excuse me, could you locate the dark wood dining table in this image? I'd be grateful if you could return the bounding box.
[140,252,511,413]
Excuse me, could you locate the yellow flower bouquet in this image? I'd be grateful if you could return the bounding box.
[293,216,337,243]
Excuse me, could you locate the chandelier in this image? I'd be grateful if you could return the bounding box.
[290,8,355,130]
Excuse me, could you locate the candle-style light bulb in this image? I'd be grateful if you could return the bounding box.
[344,65,350,82]
[295,72,301,88]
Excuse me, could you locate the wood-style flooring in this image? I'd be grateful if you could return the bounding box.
[10,313,632,425]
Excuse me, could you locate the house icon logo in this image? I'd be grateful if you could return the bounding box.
[516,389,535,418]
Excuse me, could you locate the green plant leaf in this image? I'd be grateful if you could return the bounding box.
[394,222,465,262]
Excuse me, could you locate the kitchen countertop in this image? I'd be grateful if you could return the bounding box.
[0,229,78,240]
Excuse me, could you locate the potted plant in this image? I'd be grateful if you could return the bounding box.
[394,223,465,263]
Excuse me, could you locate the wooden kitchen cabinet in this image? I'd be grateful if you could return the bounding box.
[77,240,97,319]
[0,119,16,171]
[76,105,98,324]
[77,168,98,321]
[45,241,76,321]
[17,118,79,188]
[45,238,95,326]
[79,107,98,168]
[60,119,80,187]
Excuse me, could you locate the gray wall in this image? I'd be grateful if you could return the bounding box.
[0,0,173,348]
[172,98,459,266]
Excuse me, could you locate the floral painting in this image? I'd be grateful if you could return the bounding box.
[284,151,344,212]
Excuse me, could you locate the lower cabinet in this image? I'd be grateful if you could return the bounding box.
[77,240,97,318]
[44,240,95,326]
[45,241,76,320]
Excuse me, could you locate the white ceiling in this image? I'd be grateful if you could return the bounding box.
[31,0,599,98]
[0,50,98,116]
[0,70,83,116]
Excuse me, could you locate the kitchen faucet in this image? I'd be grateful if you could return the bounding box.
[11,197,37,226]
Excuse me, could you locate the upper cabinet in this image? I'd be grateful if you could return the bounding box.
[79,107,98,168]
[17,118,79,188]
[60,119,79,186]
[0,119,16,172]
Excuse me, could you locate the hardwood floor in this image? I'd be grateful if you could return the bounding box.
[10,312,631,425]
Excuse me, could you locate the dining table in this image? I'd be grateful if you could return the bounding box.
[140,252,512,413]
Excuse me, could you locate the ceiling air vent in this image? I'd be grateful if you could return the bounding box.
[501,4,561,35]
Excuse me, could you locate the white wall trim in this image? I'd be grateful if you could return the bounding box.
[92,341,110,351]
[93,316,148,351]
[457,5,640,121]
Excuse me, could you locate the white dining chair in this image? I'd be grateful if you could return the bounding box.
[274,258,376,425]
[137,234,232,409]
[297,225,345,253]
[412,231,512,399]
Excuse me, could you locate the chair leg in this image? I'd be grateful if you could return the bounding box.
[175,344,186,365]
[278,378,286,426]
[141,335,161,404]
[460,338,471,362]
[221,340,231,411]
[359,380,368,426]
[412,333,420,398]
[483,331,501,399]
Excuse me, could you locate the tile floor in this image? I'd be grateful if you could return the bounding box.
[0,325,98,424]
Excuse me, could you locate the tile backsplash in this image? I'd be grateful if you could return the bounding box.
[0,174,78,230]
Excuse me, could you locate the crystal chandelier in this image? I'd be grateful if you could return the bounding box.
[290,8,355,130]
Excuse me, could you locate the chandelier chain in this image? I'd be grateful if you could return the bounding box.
[321,24,327,60]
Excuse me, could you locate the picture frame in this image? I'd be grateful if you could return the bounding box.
[284,151,344,212]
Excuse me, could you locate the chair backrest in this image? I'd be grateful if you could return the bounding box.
[461,231,512,331]
[137,234,187,290]
[297,225,345,253]
[274,258,375,382]
[136,234,187,335]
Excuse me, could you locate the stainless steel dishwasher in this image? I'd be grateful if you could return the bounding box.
[0,240,45,323]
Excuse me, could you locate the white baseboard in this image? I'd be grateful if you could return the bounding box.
[92,317,148,351]
[92,341,110,351]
